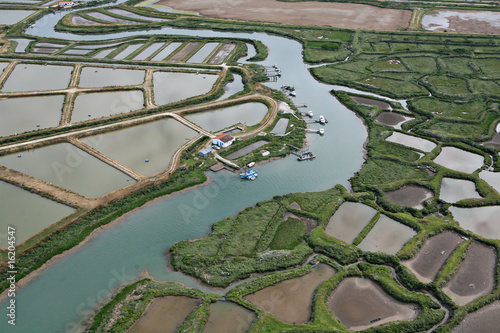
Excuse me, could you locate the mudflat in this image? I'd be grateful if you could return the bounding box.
[403,231,464,283]
[158,0,411,31]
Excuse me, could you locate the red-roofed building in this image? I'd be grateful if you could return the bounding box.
[212,134,234,148]
[58,1,74,7]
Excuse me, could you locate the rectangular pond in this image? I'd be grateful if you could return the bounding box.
[226,140,268,159]
[81,118,198,176]
[434,147,484,174]
[187,43,219,63]
[78,66,145,87]
[0,181,75,244]
[0,10,35,25]
[270,118,290,135]
[0,95,64,137]
[106,8,169,22]
[0,143,134,198]
[1,64,73,92]
[10,38,32,53]
[153,71,218,105]
[71,90,144,123]
[150,42,182,61]
[113,43,144,60]
[184,102,268,132]
[386,132,436,152]
[203,301,256,333]
[132,42,165,61]
[93,48,117,59]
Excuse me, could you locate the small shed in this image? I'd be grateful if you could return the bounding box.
[212,134,234,148]
[199,148,212,157]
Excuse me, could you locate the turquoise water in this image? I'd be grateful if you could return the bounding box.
[0,12,367,333]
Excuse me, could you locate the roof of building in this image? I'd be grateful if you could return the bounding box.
[213,134,234,143]
[199,148,212,154]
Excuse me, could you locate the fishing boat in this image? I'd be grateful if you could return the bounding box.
[298,151,316,161]
[318,115,326,124]
[240,169,258,180]
[246,161,255,168]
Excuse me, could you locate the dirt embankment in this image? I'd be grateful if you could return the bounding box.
[158,0,411,31]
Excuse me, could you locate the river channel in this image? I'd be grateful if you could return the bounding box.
[0,8,372,332]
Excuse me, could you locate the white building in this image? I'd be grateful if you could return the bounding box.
[212,134,234,148]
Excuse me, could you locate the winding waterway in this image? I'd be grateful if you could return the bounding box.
[0,9,371,332]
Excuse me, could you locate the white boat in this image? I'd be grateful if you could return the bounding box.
[318,115,326,124]
[318,128,325,135]
[247,161,255,168]
[306,110,313,117]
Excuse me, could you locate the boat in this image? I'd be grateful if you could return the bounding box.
[306,110,313,117]
[318,128,325,135]
[318,115,326,124]
[289,91,296,97]
[298,151,316,161]
[246,161,255,168]
[240,169,258,180]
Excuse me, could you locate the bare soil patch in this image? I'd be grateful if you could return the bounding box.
[168,42,200,62]
[375,112,409,126]
[208,43,236,64]
[351,96,391,109]
[452,300,500,333]
[482,132,500,149]
[283,212,316,233]
[422,10,500,34]
[443,242,497,306]
[290,201,301,210]
[402,231,464,283]
[158,0,411,31]
[327,277,419,331]
[385,185,433,209]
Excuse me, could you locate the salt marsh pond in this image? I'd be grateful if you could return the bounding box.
[386,132,436,152]
[325,201,377,243]
[357,215,416,254]
[0,10,35,25]
[327,277,419,331]
[81,118,197,176]
[440,178,481,203]
[185,102,268,132]
[71,90,144,122]
[203,301,256,333]
[0,181,75,244]
[153,71,218,105]
[433,147,484,174]
[245,264,336,323]
[78,66,145,87]
[450,205,500,239]
[0,143,134,198]
[0,95,64,137]
[385,185,433,209]
[1,64,72,92]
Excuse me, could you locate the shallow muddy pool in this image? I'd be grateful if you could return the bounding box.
[107,8,169,22]
[0,143,134,198]
[433,147,484,174]
[385,185,433,209]
[386,132,436,152]
[0,95,64,137]
[0,181,75,244]
[153,71,218,105]
[127,296,199,333]
[71,90,144,123]
[150,42,182,61]
[93,48,117,59]
[185,102,267,132]
[402,231,464,283]
[325,201,377,244]
[327,277,419,331]
[452,300,500,333]
[225,140,268,159]
[479,170,500,194]
[351,96,390,109]
[440,178,480,203]
[375,112,412,130]
[86,11,140,25]
[245,264,336,324]
[422,10,500,33]
[132,42,165,60]
[10,38,31,53]
[443,242,496,306]
[450,205,500,239]
[1,63,73,92]
[203,301,256,333]
[81,118,197,176]
[78,66,145,87]
[358,215,416,255]
[0,10,35,25]
[209,43,236,64]
[187,43,219,63]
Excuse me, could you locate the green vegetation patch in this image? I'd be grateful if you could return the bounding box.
[410,97,491,121]
[423,75,471,97]
[269,218,306,250]
[401,56,437,74]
